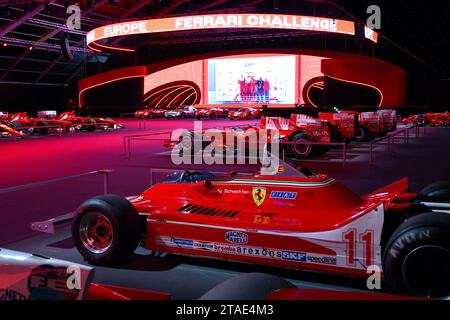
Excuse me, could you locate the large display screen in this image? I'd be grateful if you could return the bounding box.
[207,55,297,104]
[143,53,326,105]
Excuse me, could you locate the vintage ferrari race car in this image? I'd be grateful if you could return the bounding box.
[196,107,229,119]
[135,107,166,119]
[228,107,262,120]
[72,160,450,298]
[403,112,450,127]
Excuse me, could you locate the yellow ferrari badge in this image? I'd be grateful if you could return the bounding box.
[252,187,266,206]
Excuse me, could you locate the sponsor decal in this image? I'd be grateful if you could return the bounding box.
[171,237,194,248]
[307,255,337,265]
[193,241,214,251]
[214,243,238,253]
[0,289,26,300]
[225,231,248,244]
[281,250,307,262]
[218,188,250,195]
[253,214,270,224]
[270,191,297,200]
[252,187,266,206]
[27,265,80,300]
[159,236,336,266]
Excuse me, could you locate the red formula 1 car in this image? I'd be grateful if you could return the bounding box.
[403,112,450,127]
[7,112,69,135]
[55,112,123,131]
[163,113,331,159]
[0,122,27,138]
[336,109,397,141]
[135,107,166,119]
[196,107,229,119]
[71,161,450,298]
[228,107,262,120]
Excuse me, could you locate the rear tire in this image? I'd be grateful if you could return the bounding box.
[419,181,450,202]
[288,133,313,159]
[86,119,96,131]
[383,212,450,297]
[355,125,369,142]
[72,195,142,265]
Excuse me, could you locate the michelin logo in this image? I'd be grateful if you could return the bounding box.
[270,191,297,199]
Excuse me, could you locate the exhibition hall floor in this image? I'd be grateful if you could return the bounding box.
[1,118,449,298]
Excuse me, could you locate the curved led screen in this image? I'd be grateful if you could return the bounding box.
[144,54,325,106]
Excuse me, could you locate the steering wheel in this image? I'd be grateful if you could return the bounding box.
[190,171,204,183]
[178,171,192,183]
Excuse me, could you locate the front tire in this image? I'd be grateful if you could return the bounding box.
[72,195,142,265]
[383,212,450,297]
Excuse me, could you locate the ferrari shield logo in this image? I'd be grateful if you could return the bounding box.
[252,187,266,206]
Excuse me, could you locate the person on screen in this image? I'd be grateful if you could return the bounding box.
[238,78,246,102]
[250,76,256,101]
[256,77,264,103]
[264,79,270,103]
[244,78,251,102]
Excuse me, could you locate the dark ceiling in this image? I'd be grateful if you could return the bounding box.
[0,0,449,88]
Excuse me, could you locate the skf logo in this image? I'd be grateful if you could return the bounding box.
[225,231,248,244]
[252,187,266,206]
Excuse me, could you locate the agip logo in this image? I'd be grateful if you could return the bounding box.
[225,231,248,244]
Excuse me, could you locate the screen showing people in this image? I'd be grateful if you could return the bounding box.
[208,55,296,104]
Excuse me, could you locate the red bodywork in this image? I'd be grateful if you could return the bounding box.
[135,107,166,119]
[318,112,357,139]
[261,114,331,144]
[164,114,330,156]
[129,168,414,278]
[0,123,26,137]
[7,112,71,133]
[85,283,170,300]
[228,107,262,120]
[55,111,119,130]
[343,109,397,135]
[196,107,229,119]
[403,112,450,126]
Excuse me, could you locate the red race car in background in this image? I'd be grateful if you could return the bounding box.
[0,122,27,137]
[135,107,166,119]
[55,111,124,131]
[71,159,450,298]
[403,112,450,126]
[334,109,397,141]
[164,105,197,119]
[7,112,68,135]
[228,107,262,120]
[196,107,229,119]
[164,113,331,159]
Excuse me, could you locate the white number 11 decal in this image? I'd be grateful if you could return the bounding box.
[343,229,373,267]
